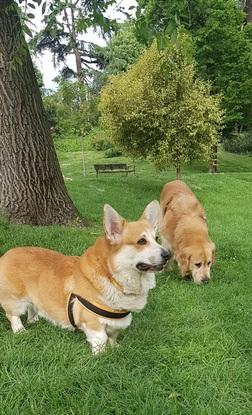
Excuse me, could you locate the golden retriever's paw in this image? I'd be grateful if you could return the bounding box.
[27,315,39,324]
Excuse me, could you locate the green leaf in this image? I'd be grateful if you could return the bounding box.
[28,3,36,8]
[27,13,35,19]
[23,23,33,37]
[42,1,46,14]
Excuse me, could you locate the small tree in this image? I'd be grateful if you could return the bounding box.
[43,79,93,137]
[99,36,222,178]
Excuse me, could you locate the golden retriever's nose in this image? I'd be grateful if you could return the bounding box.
[201,277,209,284]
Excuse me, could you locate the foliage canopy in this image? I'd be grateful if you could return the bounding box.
[135,0,252,134]
[100,35,222,176]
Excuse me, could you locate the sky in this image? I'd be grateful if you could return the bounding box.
[33,0,136,89]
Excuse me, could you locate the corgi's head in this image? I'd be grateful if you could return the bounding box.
[103,201,171,274]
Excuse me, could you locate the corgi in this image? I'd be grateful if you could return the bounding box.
[160,180,215,284]
[0,201,170,354]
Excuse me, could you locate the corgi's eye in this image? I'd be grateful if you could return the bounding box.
[195,262,202,268]
[207,261,211,266]
[155,236,159,242]
[137,238,147,245]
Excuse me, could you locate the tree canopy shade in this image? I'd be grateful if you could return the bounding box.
[0,0,81,225]
[100,36,222,178]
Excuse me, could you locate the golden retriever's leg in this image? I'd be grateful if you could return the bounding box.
[160,236,174,272]
[27,304,39,324]
[82,326,108,355]
[106,327,120,348]
[160,235,172,253]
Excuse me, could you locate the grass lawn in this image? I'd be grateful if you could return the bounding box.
[0,148,252,414]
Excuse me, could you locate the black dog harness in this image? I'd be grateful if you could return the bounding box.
[67,293,130,329]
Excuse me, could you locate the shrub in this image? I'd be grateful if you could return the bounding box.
[53,137,82,152]
[92,137,112,151]
[223,131,252,154]
[105,148,123,158]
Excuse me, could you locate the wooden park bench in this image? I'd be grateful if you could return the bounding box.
[94,163,135,177]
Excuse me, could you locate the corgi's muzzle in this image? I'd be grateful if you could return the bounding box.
[136,248,171,272]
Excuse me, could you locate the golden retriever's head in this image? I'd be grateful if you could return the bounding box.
[177,241,215,284]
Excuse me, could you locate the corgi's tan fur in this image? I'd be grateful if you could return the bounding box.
[0,201,170,354]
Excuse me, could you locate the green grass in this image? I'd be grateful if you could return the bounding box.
[0,149,252,415]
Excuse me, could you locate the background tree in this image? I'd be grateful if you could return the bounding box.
[34,0,117,82]
[100,36,222,178]
[43,79,95,137]
[82,22,145,97]
[244,0,252,22]
[135,0,252,136]
[103,22,144,75]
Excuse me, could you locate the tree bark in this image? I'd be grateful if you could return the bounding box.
[64,1,83,81]
[0,0,82,225]
[245,0,252,23]
[208,144,218,173]
[176,165,181,179]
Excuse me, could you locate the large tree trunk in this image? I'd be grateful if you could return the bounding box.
[0,0,82,225]
[245,0,252,23]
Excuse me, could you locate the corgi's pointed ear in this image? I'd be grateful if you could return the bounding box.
[141,200,161,232]
[103,204,124,244]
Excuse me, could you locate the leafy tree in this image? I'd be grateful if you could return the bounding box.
[100,36,222,178]
[43,79,95,137]
[103,22,144,75]
[33,0,117,82]
[135,0,252,135]
[84,22,145,96]
[34,64,44,89]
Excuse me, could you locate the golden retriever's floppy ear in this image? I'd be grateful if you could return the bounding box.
[141,200,161,232]
[103,204,124,244]
[211,242,216,263]
[176,248,191,276]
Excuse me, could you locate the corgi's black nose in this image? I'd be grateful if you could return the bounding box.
[161,249,171,261]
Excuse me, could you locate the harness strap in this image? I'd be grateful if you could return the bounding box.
[67,293,130,328]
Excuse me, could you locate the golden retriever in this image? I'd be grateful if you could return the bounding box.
[160,180,215,284]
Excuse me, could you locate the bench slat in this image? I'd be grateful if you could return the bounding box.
[94,163,135,176]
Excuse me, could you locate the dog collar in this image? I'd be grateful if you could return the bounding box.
[67,293,130,328]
